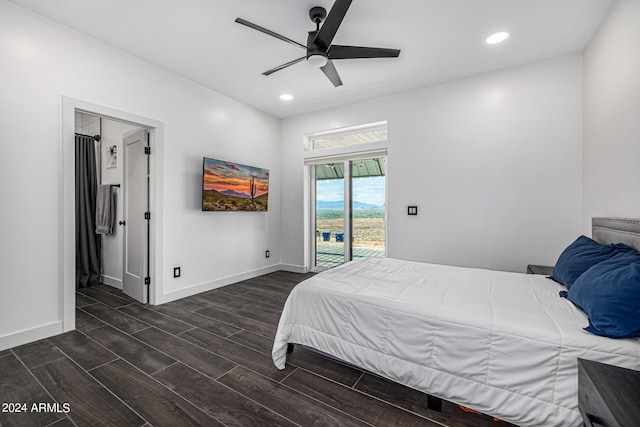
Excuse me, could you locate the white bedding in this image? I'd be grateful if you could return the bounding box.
[272,257,640,427]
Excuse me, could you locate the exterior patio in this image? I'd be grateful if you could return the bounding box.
[315,243,385,268]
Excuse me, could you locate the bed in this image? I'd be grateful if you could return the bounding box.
[272,217,640,427]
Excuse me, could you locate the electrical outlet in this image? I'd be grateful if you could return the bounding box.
[265,250,270,258]
[173,267,181,278]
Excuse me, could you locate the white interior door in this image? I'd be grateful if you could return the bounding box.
[122,129,149,303]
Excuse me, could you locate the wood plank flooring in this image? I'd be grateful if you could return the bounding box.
[0,271,513,427]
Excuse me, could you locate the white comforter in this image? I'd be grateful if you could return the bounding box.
[272,257,640,427]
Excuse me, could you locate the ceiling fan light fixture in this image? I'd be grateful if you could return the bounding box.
[307,53,328,68]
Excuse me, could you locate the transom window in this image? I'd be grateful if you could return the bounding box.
[312,128,387,150]
[307,121,387,152]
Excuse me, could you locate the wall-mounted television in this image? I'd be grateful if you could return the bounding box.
[202,157,269,211]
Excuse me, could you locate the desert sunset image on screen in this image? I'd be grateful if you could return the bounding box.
[202,157,269,211]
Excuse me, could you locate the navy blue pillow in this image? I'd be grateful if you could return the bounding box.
[565,252,640,338]
[551,236,630,289]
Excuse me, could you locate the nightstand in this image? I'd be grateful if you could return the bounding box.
[526,264,553,275]
[578,358,640,427]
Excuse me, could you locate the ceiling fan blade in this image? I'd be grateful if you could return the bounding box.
[314,0,352,49]
[320,60,343,87]
[235,18,306,50]
[263,56,306,76]
[328,45,401,60]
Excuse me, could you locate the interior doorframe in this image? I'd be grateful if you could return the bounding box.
[61,96,164,332]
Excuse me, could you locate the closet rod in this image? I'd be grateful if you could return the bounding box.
[75,132,101,142]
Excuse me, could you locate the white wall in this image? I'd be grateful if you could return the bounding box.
[0,1,281,349]
[281,55,584,273]
[583,0,640,230]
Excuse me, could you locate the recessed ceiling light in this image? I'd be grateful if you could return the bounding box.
[486,32,509,45]
[280,94,293,101]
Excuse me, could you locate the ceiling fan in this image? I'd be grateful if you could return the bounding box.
[235,0,401,87]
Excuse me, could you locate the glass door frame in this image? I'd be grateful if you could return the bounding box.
[309,154,386,272]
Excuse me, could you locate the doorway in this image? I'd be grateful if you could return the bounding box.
[313,157,386,270]
[75,114,150,303]
[62,96,162,332]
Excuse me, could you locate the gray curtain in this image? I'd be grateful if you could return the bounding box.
[75,134,101,288]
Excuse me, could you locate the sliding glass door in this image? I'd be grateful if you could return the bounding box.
[313,157,385,270]
[351,158,386,262]
[314,163,345,268]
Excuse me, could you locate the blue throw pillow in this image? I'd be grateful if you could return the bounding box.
[566,252,640,338]
[551,236,631,289]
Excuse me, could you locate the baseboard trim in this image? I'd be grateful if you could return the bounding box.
[100,275,122,289]
[0,264,309,350]
[158,264,284,305]
[278,264,308,274]
[0,321,63,352]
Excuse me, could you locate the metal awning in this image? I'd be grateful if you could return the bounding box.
[316,158,386,180]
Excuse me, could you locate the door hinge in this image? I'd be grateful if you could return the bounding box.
[144,277,151,286]
[144,146,151,155]
[144,211,151,221]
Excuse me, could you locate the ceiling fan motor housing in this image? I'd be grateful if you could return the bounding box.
[307,31,327,57]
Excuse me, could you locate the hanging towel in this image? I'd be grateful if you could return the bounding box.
[95,184,114,234]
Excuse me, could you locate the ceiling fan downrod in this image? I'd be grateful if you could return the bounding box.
[309,6,327,31]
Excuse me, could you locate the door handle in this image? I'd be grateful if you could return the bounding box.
[119,220,126,226]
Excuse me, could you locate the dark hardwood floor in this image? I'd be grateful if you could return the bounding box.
[0,271,511,427]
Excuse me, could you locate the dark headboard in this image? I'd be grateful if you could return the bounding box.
[592,217,640,251]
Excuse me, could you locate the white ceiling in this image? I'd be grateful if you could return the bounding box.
[8,0,615,119]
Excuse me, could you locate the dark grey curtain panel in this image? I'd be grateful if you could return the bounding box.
[75,134,101,288]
